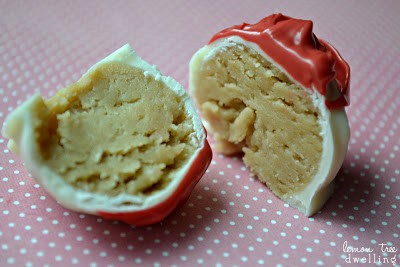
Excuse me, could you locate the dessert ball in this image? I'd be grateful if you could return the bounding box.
[189,14,350,216]
[3,44,212,225]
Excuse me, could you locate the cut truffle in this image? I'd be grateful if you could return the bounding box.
[3,44,212,225]
[189,14,350,216]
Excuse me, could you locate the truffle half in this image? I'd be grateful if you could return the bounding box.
[3,44,212,225]
[189,14,350,216]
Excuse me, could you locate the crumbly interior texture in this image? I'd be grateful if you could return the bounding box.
[39,62,196,197]
[193,45,323,196]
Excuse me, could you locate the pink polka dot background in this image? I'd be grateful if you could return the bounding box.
[1,1,399,266]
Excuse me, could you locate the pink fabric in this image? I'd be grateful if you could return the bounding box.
[1,1,399,266]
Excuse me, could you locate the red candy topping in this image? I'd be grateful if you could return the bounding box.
[209,13,350,109]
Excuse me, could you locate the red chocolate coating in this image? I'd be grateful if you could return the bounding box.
[209,13,350,109]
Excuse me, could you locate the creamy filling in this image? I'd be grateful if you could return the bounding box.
[40,62,196,197]
[192,43,323,196]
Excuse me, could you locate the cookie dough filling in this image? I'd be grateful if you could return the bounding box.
[41,62,196,197]
[194,44,322,197]
[200,45,323,196]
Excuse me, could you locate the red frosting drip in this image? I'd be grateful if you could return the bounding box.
[209,13,350,109]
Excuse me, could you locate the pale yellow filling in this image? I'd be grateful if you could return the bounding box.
[39,62,195,196]
[193,45,323,197]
